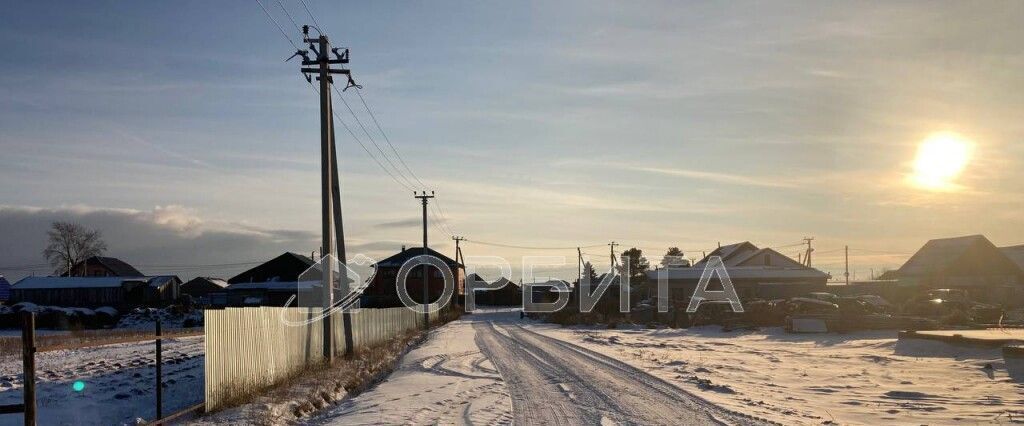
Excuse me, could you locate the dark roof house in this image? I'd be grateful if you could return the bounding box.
[181,277,229,298]
[1000,244,1024,271]
[63,256,144,277]
[228,252,315,284]
[11,275,180,307]
[893,235,1023,285]
[362,246,465,308]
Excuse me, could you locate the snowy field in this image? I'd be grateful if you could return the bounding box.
[530,324,1024,425]
[0,336,203,425]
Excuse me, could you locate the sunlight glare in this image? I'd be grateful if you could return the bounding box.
[910,132,972,191]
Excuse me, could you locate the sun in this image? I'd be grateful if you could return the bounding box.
[910,132,973,191]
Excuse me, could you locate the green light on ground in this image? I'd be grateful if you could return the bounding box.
[72,381,85,392]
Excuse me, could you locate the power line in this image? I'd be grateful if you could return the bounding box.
[464,240,606,250]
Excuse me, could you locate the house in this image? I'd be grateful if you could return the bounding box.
[181,277,228,306]
[361,246,464,308]
[228,252,316,284]
[10,275,181,308]
[226,281,321,307]
[526,279,572,305]
[62,256,144,277]
[889,235,1024,305]
[1000,244,1024,272]
[648,241,829,305]
[0,275,11,302]
[468,274,521,306]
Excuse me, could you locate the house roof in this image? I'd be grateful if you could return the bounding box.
[694,242,759,267]
[12,275,178,290]
[146,275,180,288]
[374,247,463,268]
[228,252,315,284]
[1000,245,1024,271]
[895,234,1009,277]
[13,276,142,289]
[227,280,320,292]
[183,277,229,289]
[648,266,829,280]
[66,256,144,277]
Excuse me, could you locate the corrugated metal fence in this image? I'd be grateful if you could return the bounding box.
[204,305,439,410]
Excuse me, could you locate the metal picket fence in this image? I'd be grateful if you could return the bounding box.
[204,305,438,410]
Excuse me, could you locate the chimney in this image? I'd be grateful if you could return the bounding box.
[401,245,406,252]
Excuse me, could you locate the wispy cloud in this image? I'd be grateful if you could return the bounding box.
[630,166,797,189]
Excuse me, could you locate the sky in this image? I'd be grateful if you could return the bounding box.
[1,1,1023,282]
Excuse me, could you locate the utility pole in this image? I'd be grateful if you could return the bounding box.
[297,25,355,361]
[608,241,619,273]
[844,245,850,285]
[802,237,815,268]
[415,191,435,329]
[577,247,583,285]
[452,236,466,268]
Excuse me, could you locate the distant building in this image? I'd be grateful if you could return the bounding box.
[468,274,521,306]
[1000,244,1024,272]
[362,246,464,308]
[890,235,1024,305]
[0,275,10,302]
[648,241,829,304]
[62,256,144,277]
[228,252,315,284]
[226,281,320,307]
[181,277,229,306]
[10,275,181,308]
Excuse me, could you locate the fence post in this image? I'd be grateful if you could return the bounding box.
[342,312,354,356]
[155,318,162,420]
[21,312,35,426]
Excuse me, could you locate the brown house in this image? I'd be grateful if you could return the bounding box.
[362,246,464,308]
[63,256,144,277]
[891,235,1024,305]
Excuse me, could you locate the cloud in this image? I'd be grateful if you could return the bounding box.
[630,166,798,189]
[374,218,424,229]
[0,204,319,282]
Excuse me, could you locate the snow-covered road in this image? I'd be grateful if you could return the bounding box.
[307,310,765,425]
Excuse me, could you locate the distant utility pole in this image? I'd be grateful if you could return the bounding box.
[844,245,850,285]
[577,247,583,285]
[296,25,356,361]
[608,241,619,273]
[802,237,815,268]
[415,191,435,330]
[452,236,466,269]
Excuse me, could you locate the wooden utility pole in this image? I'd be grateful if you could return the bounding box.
[415,191,435,329]
[452,236,465,268]
[577,247,583,285]
[608,241,619,273]
[844,245,850,285]
[802,237,815,268]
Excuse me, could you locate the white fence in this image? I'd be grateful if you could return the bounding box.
[204,304,440,410]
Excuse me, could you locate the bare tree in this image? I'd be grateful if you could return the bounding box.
[42,221,107,276]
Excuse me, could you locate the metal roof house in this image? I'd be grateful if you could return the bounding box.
[648,241,829,302]
[10,275,181,308]
[891,235,1024,304]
